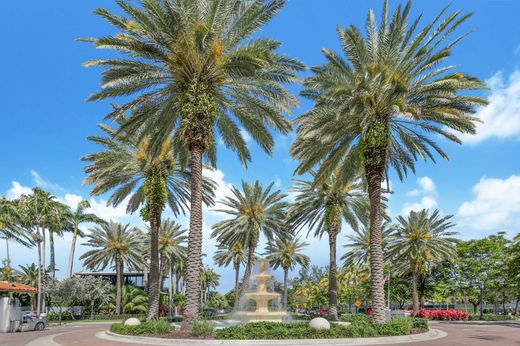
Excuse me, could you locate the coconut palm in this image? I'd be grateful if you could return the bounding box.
[291,1,486,322]
[18,263,38,310]
[66,201,106,278]
[83,120,214,320]
[46,201,72,278]
[213,242,247,309]
[82,0,303,328]
[265,235,309,309]
[387,209,458,316]
[288,171,366,320]
[156,219,187,283]
[80,222,144,315]
[211,181,288,302]
[200,266,220,305]
[0,197,32,263]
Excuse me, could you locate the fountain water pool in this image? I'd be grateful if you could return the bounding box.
[235,259,287,323]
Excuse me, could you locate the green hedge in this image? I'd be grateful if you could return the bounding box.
[110,320,172,335]
[468,314,519,321]
[215,318,428,340]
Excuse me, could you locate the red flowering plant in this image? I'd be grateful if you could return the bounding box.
[417,309,468,321]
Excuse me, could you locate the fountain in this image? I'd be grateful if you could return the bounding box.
[235,259,287,323]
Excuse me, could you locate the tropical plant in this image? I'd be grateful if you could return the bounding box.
[66,200,105,278]
[46,201,72,278]
[211,181,288,302]
[109,285,150,314]
[213,241,247,309]
[200,266,220,305]
[290,1,486,322]
[83,119,215,320]
[82,0,303,329]
[387,209,458,315]
[156,219,187,280]
[265,235,309,309]
[80,222,143,315]
[288,171,366,320]
[0,197,32,263]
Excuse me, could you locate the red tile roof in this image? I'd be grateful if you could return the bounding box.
[0,281,37,293]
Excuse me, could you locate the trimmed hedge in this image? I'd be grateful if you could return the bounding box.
[468,314,519,321]
[110,319,172,335]
[417,309,468,321]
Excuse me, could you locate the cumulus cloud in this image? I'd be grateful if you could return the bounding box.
[463,70,520,144]
[458,175,520,233]
[6,181,33,199]
[402,176,437,214]
[31,170,64,192]
[239,129,252,143]
[203,168,234,216]
[88,196,132,222]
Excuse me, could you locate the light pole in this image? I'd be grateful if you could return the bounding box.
[479,282,484,320]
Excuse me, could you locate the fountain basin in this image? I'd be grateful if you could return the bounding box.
[235,311,287,323]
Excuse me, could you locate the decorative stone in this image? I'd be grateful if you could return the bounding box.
[124,318,141,326]
[309,317,330,330]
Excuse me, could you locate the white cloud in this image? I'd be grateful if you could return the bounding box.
[402,196,438,215]
[418,177,436,194]
[203,168,235,216]
[30,170,64,192]
[6,181,32,200]
[458,175,520,233]
[58,193,84,210]
[463,70,520,144]
[88,196,132,222]
[402,176,437,214]
[240,129,252,143]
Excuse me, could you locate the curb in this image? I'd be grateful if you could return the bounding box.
[98,329,447,345]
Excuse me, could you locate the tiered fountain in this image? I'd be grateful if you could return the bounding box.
[235,259,287,322]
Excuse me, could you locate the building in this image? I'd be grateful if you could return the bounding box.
[74,272,168,292]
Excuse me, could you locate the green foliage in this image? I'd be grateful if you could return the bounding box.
[110,319,172,335]
[411,317,428,330]
[340,313,372,323]
[191,319,214,337]
[374,318,413,336]
[468,314,519,321]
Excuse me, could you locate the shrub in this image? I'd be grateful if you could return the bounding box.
[375,318,412,336]
[340,313,372,323]
[191,319,214,338]
[417,309,468,321]
[468,314,517,321]
[110,319,172,335]
[411,317,428,330]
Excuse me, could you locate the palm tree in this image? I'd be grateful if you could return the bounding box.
[288,171,366,320]
[290,1,486,323]
[83,0,303,329]
[80,222,143,315]
[0,197,32,264]
[83,120,214,320]
[265,235,309,309]
[211,181,288,302]
[213,242,247,309]
[66,201,105,278]
[46,201,72,278]
[200,266,220,305]
[387,209,458,316]
[18,263,38,310]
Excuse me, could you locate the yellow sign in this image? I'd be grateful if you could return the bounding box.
[354,299,362,307]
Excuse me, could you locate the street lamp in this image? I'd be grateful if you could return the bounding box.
[479,282,484,321]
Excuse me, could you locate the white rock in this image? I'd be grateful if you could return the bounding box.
[309,317,330,330]
[124,318,141,326]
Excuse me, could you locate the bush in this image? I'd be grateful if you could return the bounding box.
[89,313,146,321]
[110,319,172,335]
[468,314,518,321]
[417,309,468,321]
[411,317,428,330]
[375,318,412,336]
[191,320,214,338]
[340,313,372,323]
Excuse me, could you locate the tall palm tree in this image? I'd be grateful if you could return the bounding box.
[83,0,303,328]
[18,263,38,310]
[211,181,288,302]
[213,242,247,309]
[265,235,309,309]
[291,1,486,322]
[200,266,220,305]
[0,197,32,263]
[80,222,143,315]
[83,120,214,320]
[156,219,187,285]
[66,201,106,278]
[288,171,366,320]
[46,201,72,278]
[387,209,458,316]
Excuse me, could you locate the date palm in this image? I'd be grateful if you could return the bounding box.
[80,222,144,315]
[211,181,288,303]
[82,0,302,328]
[291,1,486,322]
[265,235,309,309]
[200,266,220,305]
[387,209,457,316]
[66,201,106,278]
[0,197,32,263]
[156,219,187,283]
[83,120,214,320]
[213,242,247,309]
[288,171,366,320]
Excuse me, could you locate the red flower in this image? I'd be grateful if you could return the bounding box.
[417,309,468,321]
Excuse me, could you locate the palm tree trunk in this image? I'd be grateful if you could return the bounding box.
[67,226,78,278]
[412,267,419,316]
[283,268,289,310]
[36,236,42,315]
[419,277,426,309]
[239,234,257,311]
[115,257,123,315]
[5,238,10,264]
[366,168,386,324]
[49,231,55,278]
[233,263,240,309]
[147,205,161,320]
[182,146,204,331]
[328,227,339,321]
[168,262,174,318]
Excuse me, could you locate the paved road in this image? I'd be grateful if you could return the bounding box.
[1,321,519,346]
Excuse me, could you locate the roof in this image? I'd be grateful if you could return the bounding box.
[75,272,145,276]
[0,281,37,293]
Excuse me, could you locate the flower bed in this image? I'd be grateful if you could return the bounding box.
[417,309,468,321]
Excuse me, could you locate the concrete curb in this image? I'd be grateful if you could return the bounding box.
[98,329,447,345]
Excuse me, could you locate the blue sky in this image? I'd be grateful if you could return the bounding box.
[1,0,520,292]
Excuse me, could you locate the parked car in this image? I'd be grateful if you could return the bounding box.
[318,308,329,316]
[23,313,47,331]
[202,308,225,318]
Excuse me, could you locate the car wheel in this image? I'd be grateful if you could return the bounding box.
[35,322,45,331]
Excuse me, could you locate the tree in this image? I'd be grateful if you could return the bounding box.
[213,242,247,309]
[0,197,32,263]
[75,275,112,319]
[83,0,303,329]
[66,201,105,278]
[83,120,214,320]
[265,235,309,309]
[46,201,72,278]
[79,222,143,315]
[288,171,366,320]
[18,263,39,311]
[387,209,458,316]
[291,1,486,322]
[200,266,220,305]
[211,181,288,303]
[156,219,187,282]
